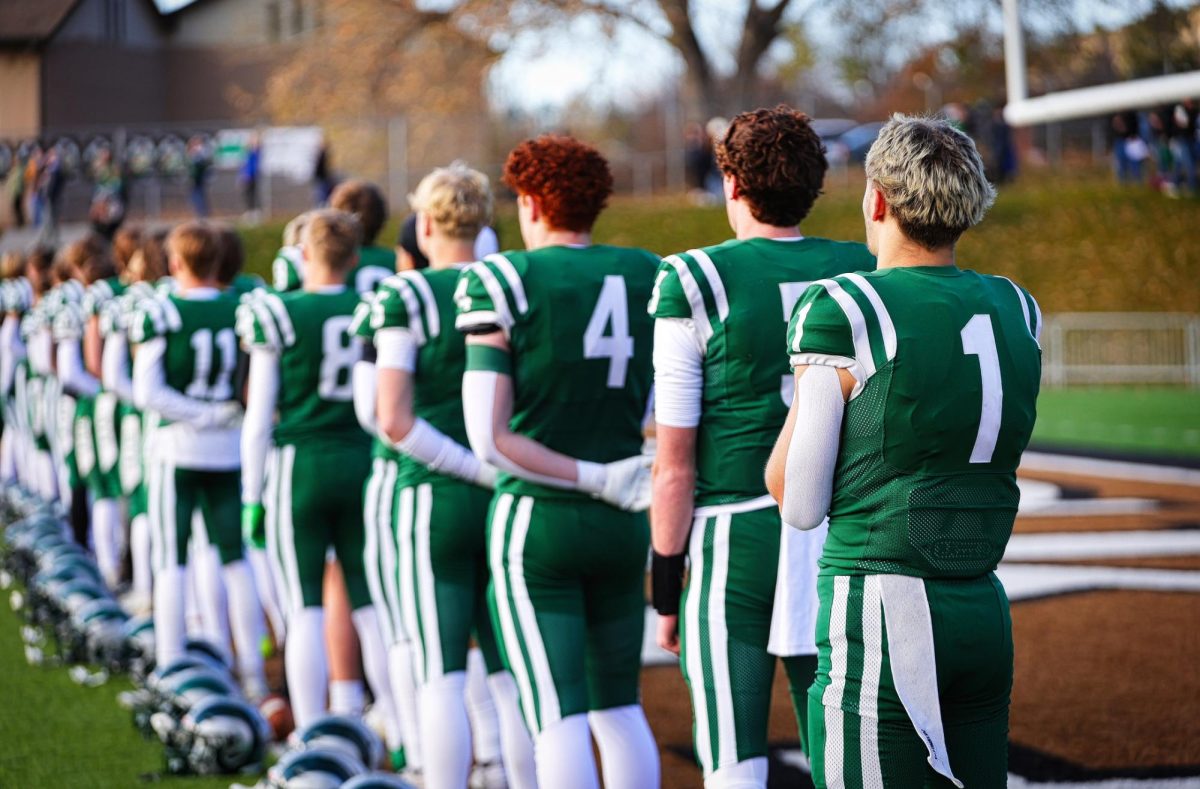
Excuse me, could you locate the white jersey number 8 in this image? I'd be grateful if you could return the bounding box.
[583,275,635,389]
[319,315,357,401]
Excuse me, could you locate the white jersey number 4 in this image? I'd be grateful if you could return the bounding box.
[583,275,635,389]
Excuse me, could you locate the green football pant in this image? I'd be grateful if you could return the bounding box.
[363,456,404,644]
[487,493,648,735]
[681,505,815,777]
[394,478,504,684]
[148,463,242,569]
[808,573,1012,789]
[118,406,144,496]
[266,442,372,614]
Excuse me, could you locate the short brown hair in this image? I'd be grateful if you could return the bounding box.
[213,224,245,285]
[82,254,117,286]
[331,180,387,244]
[167,221,221,279]
[1,251,24,280]
[127,236,167,284]
[716,105,827,227]
[112,225,143,272]
[302,209,361,273]
[26,247,55,295]
[502,135,612,232]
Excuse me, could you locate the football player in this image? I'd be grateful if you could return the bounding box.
[238,210,403,755]
[766,115,1041,788]
[650,106,875,788]
[367,163,535,789]
[130,222,268,698]
[455,135,660,789]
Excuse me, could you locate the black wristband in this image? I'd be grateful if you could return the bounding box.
[650,550,687,616]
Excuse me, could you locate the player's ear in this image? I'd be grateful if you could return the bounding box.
[723,172,738,201]
[526,194,542,223]
[869,185,887,223]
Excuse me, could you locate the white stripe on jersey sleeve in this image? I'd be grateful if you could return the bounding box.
[389,277,428,345]
[465,263,515,333]
[662,255,714,349]
[999,276,1040,346]
[260,293,296,347]
[814,278,877,377]
[790,302,813,354]
[484,254,529,315]
[160,298,183,332]
[685,248,729,322]
[841,273,896,362]
[399,271,440,339]
[249,300,282,351]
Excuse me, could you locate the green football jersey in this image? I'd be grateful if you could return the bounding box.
[130,291,244,424]
[455,246,657,499]
[228,273,266,297]
[83,277,126,320]
[370,267,469,486]
[272,244,393,295]
[237,287,368,448]
[348,292,401,462]
[787,266,1042,578]
[651,237,875,507]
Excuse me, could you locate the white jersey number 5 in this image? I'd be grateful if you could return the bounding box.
[584,275,634,389]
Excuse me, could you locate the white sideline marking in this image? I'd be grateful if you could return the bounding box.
[773,748,1200,785]
[1005,531,1200,561]
[1021,452,1200,487]
[997,563,1200,601]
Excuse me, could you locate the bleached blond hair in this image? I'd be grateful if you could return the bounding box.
[408,162,493,241]
[865,114,996,251]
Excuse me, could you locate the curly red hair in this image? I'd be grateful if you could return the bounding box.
[502,135,613,232]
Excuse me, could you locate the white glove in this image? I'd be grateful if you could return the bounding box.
[474,462,499,490]
[201,401,244,430]
[577,455,653,512]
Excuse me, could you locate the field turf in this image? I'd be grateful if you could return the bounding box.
[1033,385,1200,459]
[0,597,236,789]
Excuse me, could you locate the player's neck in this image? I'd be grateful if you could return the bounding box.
[729,200,801,240]
[528,228,591,250]
[425,237,477,269]
[175,271,222,292]
[303,269,344,291]
[876,233,956,270]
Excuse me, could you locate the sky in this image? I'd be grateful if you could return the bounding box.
[154,0,1198,115]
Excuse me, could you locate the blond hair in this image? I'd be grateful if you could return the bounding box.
[865,114,996,251]
[283,211,316,247]
[302,209,361,272]
[408,162,493,241]
[167,221,221,278]
[1,251,24,280]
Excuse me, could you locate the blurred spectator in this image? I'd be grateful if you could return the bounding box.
[5,152,26,228]
[35,147,64,246]
[684,122,715,196]
[1166,100,1197,196]
[89,148,125,240]
[1111,111,1147,185]
[187,136,211,217]
[990,106,1017,184]
[240,133,262,223]
[1148,109,1175,195]
[313,137,334,206]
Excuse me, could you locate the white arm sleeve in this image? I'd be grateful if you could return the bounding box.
[394,418,487,485]
[101,332,134,402]
[132,337,228,426]
[352,360,378,435]
[240,348,278,505]
[782,364,845,531]
[462,368,578,490]
[30,328,53,375]
[652,318,704,428]
[376,327,418,372]
[0,315,23,395]
[57,340,101,397]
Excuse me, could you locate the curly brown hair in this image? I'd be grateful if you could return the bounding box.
[715,105,827,227]
[502,135,613,232]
